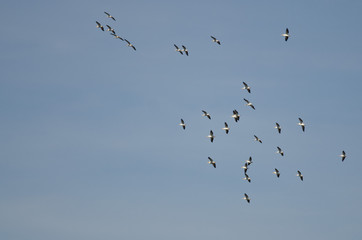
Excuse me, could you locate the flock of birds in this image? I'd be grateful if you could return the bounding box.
[95,11,347,205]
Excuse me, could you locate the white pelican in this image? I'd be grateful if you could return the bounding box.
[96,21,104,31]
[202,110,211,120]
[207,130,215,143]
[242,162,248,174]
[244,98,255,110]
[242,82,251,93]
[340,150,346,162]
[281,28,290,41]
[124,39,136,51]
[254,135,262,143]
[104,12,116,21]
[110,33,124,40]
[243,193,250,203]
[106,25,115,34]
[174,44,183,55]
[232,110,240,122]
[273,168,280,178]
[208,157,216,168]
[275,122,281,134]
[182,45,189,56]
[246,156,253,166]
[210,36,221,45]
[243,173,251,183]
[298,118,305,132]
[297,170,303,181]
[179,119,186,130]
[276,146,284,156]
[222,122,229,134]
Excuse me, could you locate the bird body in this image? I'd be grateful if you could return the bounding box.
[174,44,183,55]
[273,168,280,178]
[182,45,189,56]
[298,118,305,132]
[340,151,346,162]
[202,110,211,120]
[125,39,136,51]
[276,147,284,156]
[243,173,251,182]
[222,122,230,134]
[208,157,216,168]
[243,193,250,203]
[207,130,215,142]
[211,36,221,45]
[282,28,290,41]
[242,82,251,93]
[254,135,262,143]
[297,170,303,181]
[96,21,104,31]
[104,12,116,21]
[232,110,240,122]
[179,119,186,130]
[275,122,281,134]
[244,98,255,110]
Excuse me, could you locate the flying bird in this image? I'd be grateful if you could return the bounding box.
[104,12,116,21]
[244,98,255,110]
[106,25,116,34]
[281,28,290,41]
[242,163,249,174]
[124,39,136,51]
[275,122,281,134]
[243,173,251,183]
[207,130,215,143]
[231,110,240,122]
[202,110,211,120]
[182,45,189,56]
[179,119,186,130]
[340,150,346,162]
[210,36,221,45]
[208,157,216,168]
[297,170,303,181]
[222,122,230,134]
[246,156,253,166]
[243,193,250,203]
[242,82,251,93]
[96,21,104,31]
[298,118,305,132]
[254,135,262,143]
[174,44,183,55]
[273,168,280,178]
[110,33,124,40]
[276,147,284,156]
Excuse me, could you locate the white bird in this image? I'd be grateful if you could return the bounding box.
[242,82,251,93]
[110,33,124,40]
[242,162,248,174]
[208,157,216,168]
[96,21,104,31]
[124,39,136,51]
[243,173,251,183]
[254,135,262,143]
[298,118,305,132]
[276,146,284,156]
[244,98,255,110]
[179,119,186,130]
[273,168,280,178]
[231,110,240,122]
[297,170,303,181]
[106,25,115,34]
[202,110,211,120]
[210,36,221,45]
[243,193,250,203]
[275,122,281,134]
[340,150,346,162]
[222,122,229,134]
[182,45,189,56]
[207,130,215,143]
[174,44,183,55]
[246,156,253,166]
[281,28,290,41]
[104,12,116,21]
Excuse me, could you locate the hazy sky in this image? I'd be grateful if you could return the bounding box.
[1,1,362,239]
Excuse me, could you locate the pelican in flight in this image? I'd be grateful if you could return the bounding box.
[210,36,221,45]
[273,168,280,178]
[244,98,255,110]
[124,39,136,51]
[179,119,186,130]
[298,118,305,132]
[96,21,104,31]
[275,122,281,134]
[243,193,250,203]
[222,122,230,134]
[174,44,183,55]
[242,163,248,174]
[340,150,346,162]
[276,146,284,156]
[182,45,189,56]
[106,25,116,34]
[281,28,290,41]
[232,110,240,122]
[297,170,303,181]
[242,82,251,93]
[110,33,124,40]
[254,135,262,143]
[104,12,116,21]
[208,157,216,168]
[202,110,211,120]
[207,130,215,143]
[243,173,251,183]
[246,156,253,166]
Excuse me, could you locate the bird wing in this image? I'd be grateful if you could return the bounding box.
[299,118,303,123]
[286,28,289,34]
[174,44,179,49]
[125,39,130,44]
[211,36,216,40]
[182,45,187,50]
[104,12,110,16]
[106,25,111,30]
[96,21,101,26]
[302,125,305,132]
[132,46,136,51]
[244,98,250,103]
[225,122,228,127]
[243,82,248,87]
[181,119,184,124]
[213,162,216,168]
[210,130,213,135]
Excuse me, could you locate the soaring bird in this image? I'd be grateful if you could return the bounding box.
[244,98,255,110]
[208,157,216,168]
[298,118,305,132]
[110,33,124,40]
[104,12,116,21]
[273,168,280,178]
[106,25,116,34]
[276,147,284,156]
[246,156,253,166]
[222,122,230,134]
[297,170,303,181]
[207,130,215,143]
[174,44,183,55]
[254,135,262,143]
[243,173,251,183]
[242,82,251,93]
[182,45,189,56]
[124,39,136,51]
[242,163,249,174]
[210,36,221,45]
[275,122,281,134]
[202,110,211,120]
[232,110,240,122]
[340,150,346,162]
[179,119,186,130]
[281,28,290,41]
[243,193,250,203]
[96,21,104,31]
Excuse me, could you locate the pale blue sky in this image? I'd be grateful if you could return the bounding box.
[1,0,362,239]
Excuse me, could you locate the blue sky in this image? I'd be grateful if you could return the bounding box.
[1,0,362,239]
